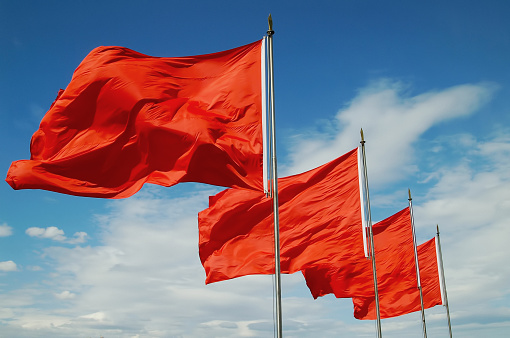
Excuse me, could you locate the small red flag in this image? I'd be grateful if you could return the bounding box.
[352,237,443,320]
[302,207,416,298]
[6,40,264,198]
[198,148,364,284]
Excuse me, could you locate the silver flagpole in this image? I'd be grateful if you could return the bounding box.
[267,14,283,338]
[408,189,428,338]
[360,129,382,338]
[436,225,453,338]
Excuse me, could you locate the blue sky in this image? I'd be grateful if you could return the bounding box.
[1,1,510,337]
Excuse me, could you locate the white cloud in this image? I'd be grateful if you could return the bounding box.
[67,231,88,244]
[25,226,88,244]
[0,260,18,272]
[55,291,76,300]
[26,226,66,241]
[80,311,106,321]
[0,223,13,237]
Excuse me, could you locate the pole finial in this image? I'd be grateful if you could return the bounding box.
[437,224,440,234]
[268,14,274,35]
[360,128,365,143]
[408,188,412,201]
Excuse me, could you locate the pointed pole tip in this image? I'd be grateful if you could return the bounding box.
[268,14,274,34]
[408,188,412,200]
[360,128,365,142]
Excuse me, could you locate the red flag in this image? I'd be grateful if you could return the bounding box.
[198,148,364,284]
[302,207,416,298]
[6,40,264,198]
[353,237,443,320]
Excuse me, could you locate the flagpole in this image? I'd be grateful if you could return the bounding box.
[436,225,453,338]
[408,189,428,338]
[267,14,283,338]
[360,129,382,338]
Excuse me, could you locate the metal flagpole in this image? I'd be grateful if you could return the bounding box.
[360,129,382,338]
[408,189,428,338]
[436,225,453,338]
[267,14,283,338]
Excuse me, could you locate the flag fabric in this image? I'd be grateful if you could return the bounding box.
[6,40,265,198]
[352,237,443,320]
[198,148,364,284]
[302,207,416,298]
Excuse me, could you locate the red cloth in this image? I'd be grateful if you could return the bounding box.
[353,237,443,320]
[198,148,364,284]
[6,40,264,198]
[302,207,416,298]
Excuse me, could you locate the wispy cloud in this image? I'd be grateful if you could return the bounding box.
[26,265,43,271]
[410,132,510,325]
[284,80,496,187]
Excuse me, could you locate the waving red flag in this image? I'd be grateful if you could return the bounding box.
[6,40,264,198]
[353,237,443,320]
[198,148,364,284]
[302,207,416,298]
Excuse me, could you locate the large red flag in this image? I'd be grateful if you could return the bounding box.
[6,40,264,198]
[198,148,364,284]
[352,237,443,320]
[302,207,416,298]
